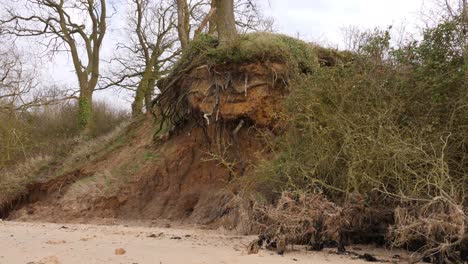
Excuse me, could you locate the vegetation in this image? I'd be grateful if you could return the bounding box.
[252,19,467,262]
[0,155,51,207]
[167,32,318,73]
[153,32,319,131]
[0,0,466,262]
[0,101,128,170]
[0,0,108,132]
[206,33,319,72]
[0,107,129,212]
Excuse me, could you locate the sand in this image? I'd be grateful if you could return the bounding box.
[0,220,412,264]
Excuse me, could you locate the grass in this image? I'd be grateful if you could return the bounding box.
[66,170,123,199]
[186,32,319,72]
[143,151,159,161]
[0,155,52,206]
[54,121,131,177]
[0,120,131,210]
[63,144,160,202]
[0,100,129,170]
[205,33,319,73]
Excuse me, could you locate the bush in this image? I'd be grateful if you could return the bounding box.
[0,100,128,170]
[252,18,467,262]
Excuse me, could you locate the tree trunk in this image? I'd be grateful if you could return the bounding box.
[213,0,237,46]
[78,88,93,133]
[131,75,156,116]
[462,0,467,82]
[208,0,217,34]
[132,54,159,116]
[145,78,156,113]
[176,0,190,50]
[132,81,146,116]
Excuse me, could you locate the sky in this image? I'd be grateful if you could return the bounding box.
[37,0,434,110]
[260,0,432,46]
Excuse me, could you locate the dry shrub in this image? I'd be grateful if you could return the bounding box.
[390,198,467,263]
[0,119,130,216]
[253,192,340,245]
[250,20,466,261]
[57,170,125,212]
[58,120,130,175]
[0,155,51,207]
[252,191,386,250]
[0,100,128,170]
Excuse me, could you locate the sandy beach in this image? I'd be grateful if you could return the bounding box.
[0,221,414,264]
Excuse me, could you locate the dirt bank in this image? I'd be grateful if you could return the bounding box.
[4,61,285,230]
[0,221,417,264]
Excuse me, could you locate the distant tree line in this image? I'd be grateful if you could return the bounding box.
[0,0,271,132]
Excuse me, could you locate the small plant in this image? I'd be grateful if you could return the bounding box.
[143,151,158,161]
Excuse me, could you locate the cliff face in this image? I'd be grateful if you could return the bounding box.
[7,61,289,232]
[4,33,320,232]
[185,62,287,127]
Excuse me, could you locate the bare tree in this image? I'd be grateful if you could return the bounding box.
[176,0,190,50]
[102,0,179,116]
[0,45,69,114]
[174,0,270,51]
[234,0,275,33]
[175,0,214,51]
[0,0,107,132]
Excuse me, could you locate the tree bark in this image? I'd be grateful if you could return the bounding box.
[131,81,146,116]
[213,0,237,46]
[145,78,156,112]
[208,0,217,34]
[78,88,93,132]
[461,0,467,84]
[131,50,159,116]
[176,0,190,50]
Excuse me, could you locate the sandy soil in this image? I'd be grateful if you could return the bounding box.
[0,220,412,264]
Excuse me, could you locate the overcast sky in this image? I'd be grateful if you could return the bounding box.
[260,0,431,46]
[39,0,433,110]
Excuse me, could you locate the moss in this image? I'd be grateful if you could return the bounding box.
[78,96,92,130]
[170,32,319,77]
[205,33,319,73]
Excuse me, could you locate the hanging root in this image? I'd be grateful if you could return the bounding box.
[244,73,248,96]
[203,112,212,125]
[233,119,244,135]
[231,119,246,175]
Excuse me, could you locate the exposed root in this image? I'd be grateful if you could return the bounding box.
[389,197,467,263]
[252,192,394,255]
[253,192,342,250]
